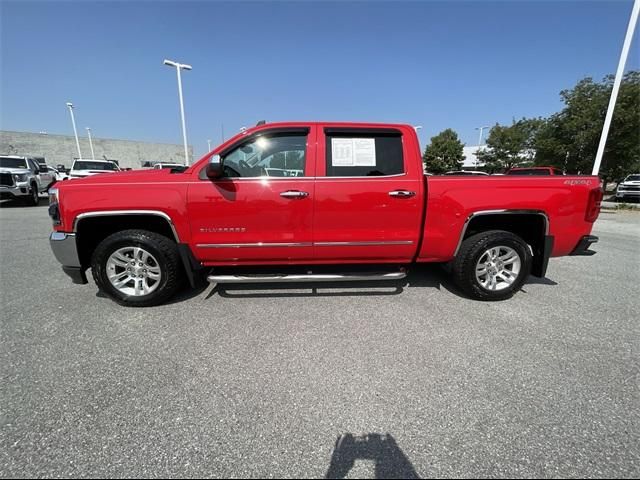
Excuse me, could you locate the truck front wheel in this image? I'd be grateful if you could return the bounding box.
[25,183,40,206]
[452,230,532,301]
[91,229,183,307]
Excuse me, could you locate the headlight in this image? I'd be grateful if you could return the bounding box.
[48,187,59,204]
[13,173,28,182]
[48,187,61,225]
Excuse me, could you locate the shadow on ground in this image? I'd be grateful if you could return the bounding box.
[325,433,420,479]
[0,197,49,208]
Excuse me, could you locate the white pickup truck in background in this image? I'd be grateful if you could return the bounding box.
[69,159,121,178]
[0,155,56,206]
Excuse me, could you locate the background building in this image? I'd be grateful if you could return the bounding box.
[0,130,193,169]
[462,145,487,169]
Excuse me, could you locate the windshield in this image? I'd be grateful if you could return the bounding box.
[0,157,28,169]
[74,161,117,171]
[625,175,640,182]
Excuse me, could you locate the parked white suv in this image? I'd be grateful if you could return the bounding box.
[0,155,55,205]
[69,159,120,178]
[616,174,640,202]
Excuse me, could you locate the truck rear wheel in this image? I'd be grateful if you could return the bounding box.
[452,230,532,301]
[91,229,183,307]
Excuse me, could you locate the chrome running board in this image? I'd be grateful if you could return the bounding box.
[207,270,407,284]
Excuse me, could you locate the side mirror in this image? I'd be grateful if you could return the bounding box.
[206,155,224,179]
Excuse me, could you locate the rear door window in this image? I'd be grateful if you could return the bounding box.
[324,130,404,177]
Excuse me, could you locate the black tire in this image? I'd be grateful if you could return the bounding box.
[91,229,183,307]
[452,230,532,301]
[25,183,40,206]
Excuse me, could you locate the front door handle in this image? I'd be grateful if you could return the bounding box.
[389,190,416,198]
[280,190,309,199]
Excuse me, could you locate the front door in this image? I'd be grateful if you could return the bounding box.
[187,128,316,264]
[312,126,424,262]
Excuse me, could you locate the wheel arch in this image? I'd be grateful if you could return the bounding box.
[74,211,180,267]
[454,210,551,278]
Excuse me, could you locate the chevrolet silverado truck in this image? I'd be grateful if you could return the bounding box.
[48,122,602,307]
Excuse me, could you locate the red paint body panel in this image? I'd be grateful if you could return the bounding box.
[53,121,601,269]
[418,176,601,262]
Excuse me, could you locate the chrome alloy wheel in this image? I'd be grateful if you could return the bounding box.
[106,247,162,296]
[475,246,522,291]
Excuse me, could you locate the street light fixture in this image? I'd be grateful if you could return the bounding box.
[66,102,83,161]
[86,127,96,160]
[163,59,192,165]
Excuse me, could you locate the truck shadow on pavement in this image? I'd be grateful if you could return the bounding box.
[325,433,420,479]
[201,264,558,301]
[0,198,49,208]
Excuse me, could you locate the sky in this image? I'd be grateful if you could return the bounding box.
[1,0,638,159]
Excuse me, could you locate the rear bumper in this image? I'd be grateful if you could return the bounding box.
[570,235,598,256]
[50,232,88,284]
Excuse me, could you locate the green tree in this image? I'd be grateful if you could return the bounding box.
[476,118,544,173]
[534,71,640,182]
[423,129,465,174]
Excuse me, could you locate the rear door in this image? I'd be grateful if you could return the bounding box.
[313,126,423,262]
[187,127,316,264]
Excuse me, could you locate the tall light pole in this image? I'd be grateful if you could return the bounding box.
[66,102,83,160]
[86,127,96,160]
[475,126,490,169]
[207,139,212,151]
[475,125,490,146]
[592,0,639,175]
[163,59,192,166]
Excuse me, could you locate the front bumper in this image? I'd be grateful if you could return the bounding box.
[49,232,88,284]
[0,184,30,198]
[616,190,640,199]
[570,235,598,256]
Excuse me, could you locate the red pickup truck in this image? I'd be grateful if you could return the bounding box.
[48,122,602,307]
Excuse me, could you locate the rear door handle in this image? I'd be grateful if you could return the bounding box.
[280,190,309,199]
[389,190,416,198]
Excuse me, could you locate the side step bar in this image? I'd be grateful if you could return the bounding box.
[207,270,407,284]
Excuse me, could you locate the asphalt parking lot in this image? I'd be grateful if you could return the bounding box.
[1,199,638,478]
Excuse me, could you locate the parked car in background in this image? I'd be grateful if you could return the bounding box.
[56,164,69,174]
[153,162,186,171]
[69,159,120,178]
[49,166,70,181]
[615,174,640,202]
[0,155,54,205]
[506,167,565,176]
[443,170,490,176]
[48,121,602,307]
